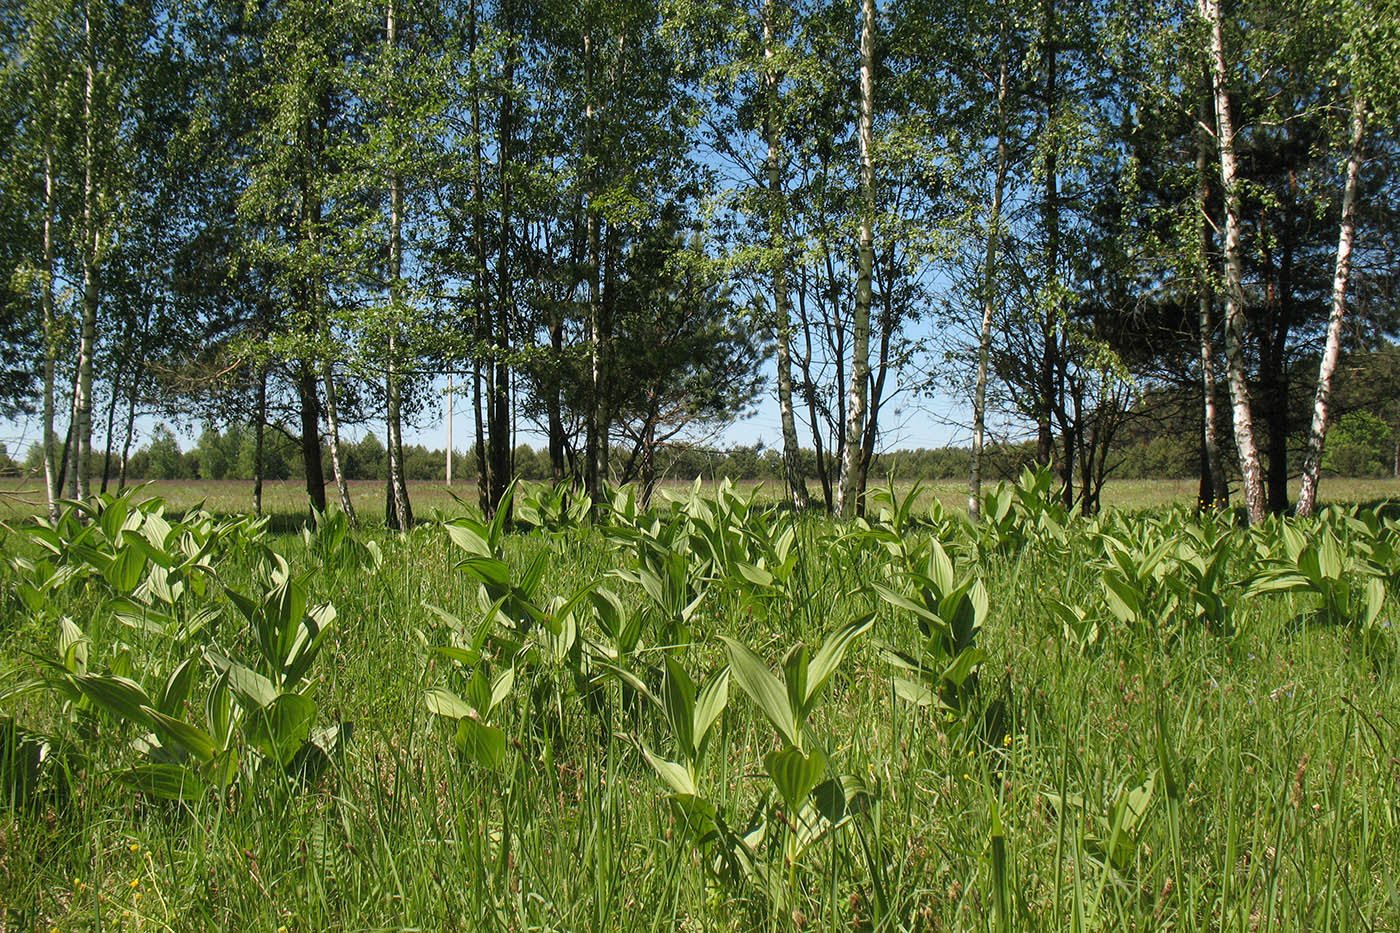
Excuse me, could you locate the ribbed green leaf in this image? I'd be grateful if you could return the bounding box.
[722,636,798,745]
[765,744,826,812]
[804,614,873,712]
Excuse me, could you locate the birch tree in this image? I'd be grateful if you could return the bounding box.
[1199,0,1268,524]
[1297,0,1398,516]
[837,0,876,518]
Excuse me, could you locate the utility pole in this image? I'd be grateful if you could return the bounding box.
[445,374,454,485]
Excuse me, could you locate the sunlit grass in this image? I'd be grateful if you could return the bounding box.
[5,474,1399,523]
[1,479,1397,930]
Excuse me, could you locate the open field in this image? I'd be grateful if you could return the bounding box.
[2,476,1399,930]
[4,475,1400,523]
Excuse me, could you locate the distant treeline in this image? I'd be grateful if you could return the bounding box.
[12,413,1396,486]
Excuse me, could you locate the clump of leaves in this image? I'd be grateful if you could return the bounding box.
[872,541,986,715]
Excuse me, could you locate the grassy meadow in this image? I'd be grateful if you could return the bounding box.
[1,474,1398,931]
[4,474,1400,523]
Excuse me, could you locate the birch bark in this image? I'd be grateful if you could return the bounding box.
[1297,96,1367,517]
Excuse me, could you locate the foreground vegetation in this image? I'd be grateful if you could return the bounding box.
[2,475,1398,930]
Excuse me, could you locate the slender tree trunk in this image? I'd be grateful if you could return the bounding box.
[75,2,99,501]
[857,274,894,511]
[490,0,514,525]
[1056,394,1074,508]
[1201,0,1266,524]
[384,0,413,531]
[798,289,833,511]
[1037,0,1060,473]
[117,373,136,491]
[640,420,657,508]
[1196,89,1229,510]
[58,360,79,498]
[58,416,74,500]
[824,243,848,501]
[469,0,490,516]
[765,0,808,511]
[838,0,875,519]
[298,367,327,513]
[1262,212,1295,514]
[253,366,266,515]
[548,311,565,481]
[970,56,1008,520]
[41,145,59,521]
[1297,96,1366,517]
[598,232,617,491]
[385,334,411,528]
[321,360,358,525]
[100,361,122,493]
[1262,319,1290,513]
[584,33,604,507]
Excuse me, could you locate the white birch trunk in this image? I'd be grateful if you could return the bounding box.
[1201,0,1267,524]
[1297,95,1367,517]
[75,2,98,501]
[41,146,59,521]
[1196,93,1229,509]
[838,0,875,519]
[585,33,605,504]
[385,0,412,530]
[322,359,358,526]
[970,56,1008,521]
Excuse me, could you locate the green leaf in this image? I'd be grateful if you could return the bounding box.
[102,546,147,594]
[443,521,491,558]
[764,744,827,813]
[547,579,602,634]
[422,603,467,634]
[246,693,317,768]
[461,557,511,590]
[1103,574,1141,624]
[206,670,236,749]
[737,563,775,587]
[693,667,729,755]
[489,668,515,713]
[668,793,719,838]
[117,763,208,802]
[144,707,217,763]
[891,676,937,707]
[804,614,874,712]
[424,688,473,720]
[204,649,276,709]
[782,644,808,730]
[943,647,985,690]
[158,656,201,717]
[430,644,482,665]
[454,718,507,769]
[927,541,955,594]
[58,618,87,674]
[465,669,491,715]
[662,656,696,759]
[71,674,155,729]
[811,774,873,825]
[722,636,798,746]
[642,746,697,796]
[871,583,942,629]
[99,497,130,541]
[1365,576,1386,627]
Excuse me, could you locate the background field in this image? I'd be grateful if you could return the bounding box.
[5,475,1400,523]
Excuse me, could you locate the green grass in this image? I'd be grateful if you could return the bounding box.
[5,474,1399,523]
[2,479,1398,930]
